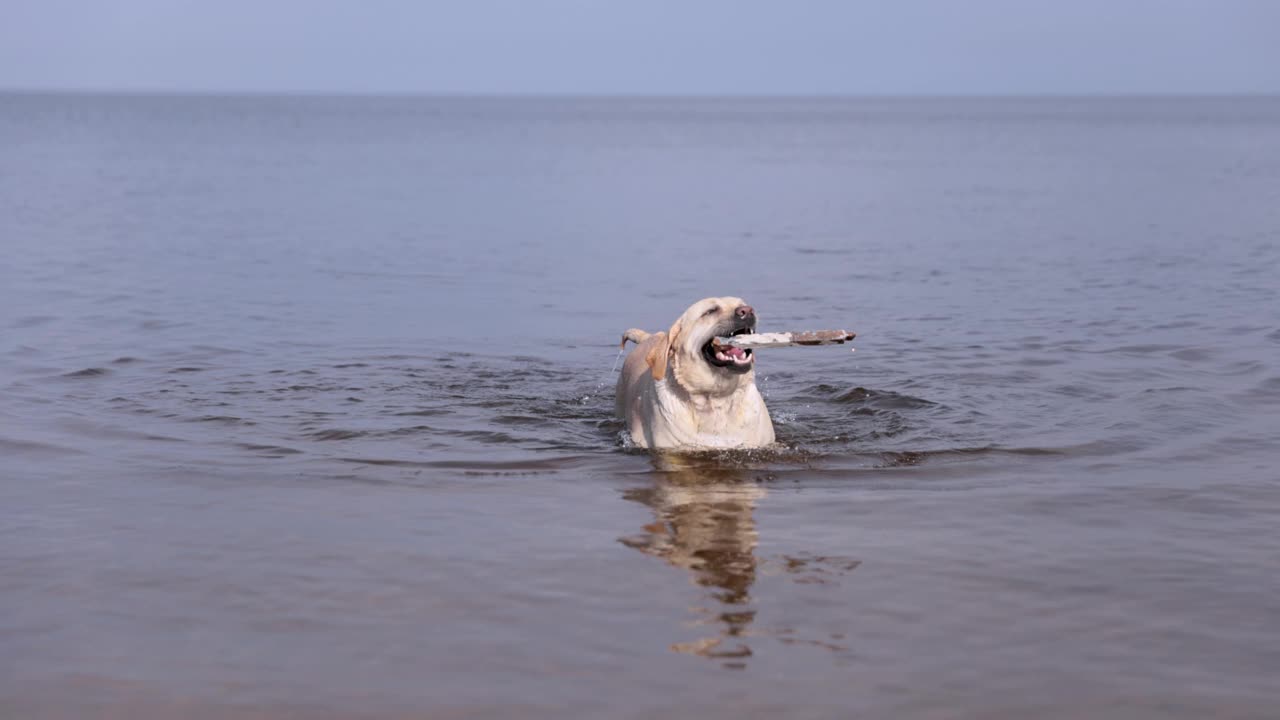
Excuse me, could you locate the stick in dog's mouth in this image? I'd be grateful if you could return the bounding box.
[704,327,755,370]
[715,329,857,350]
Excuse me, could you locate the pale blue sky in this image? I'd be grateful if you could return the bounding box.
[2,0,1277,95]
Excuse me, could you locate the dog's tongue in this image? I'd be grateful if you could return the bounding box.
[723,345,746,359]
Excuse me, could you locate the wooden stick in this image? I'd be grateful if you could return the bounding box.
[714,329,856,349]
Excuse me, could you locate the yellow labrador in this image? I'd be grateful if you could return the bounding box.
[617,297,775,450]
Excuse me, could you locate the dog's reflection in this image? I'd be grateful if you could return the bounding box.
[619,456,765,663]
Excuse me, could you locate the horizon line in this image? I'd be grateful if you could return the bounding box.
[3,86,1278,101]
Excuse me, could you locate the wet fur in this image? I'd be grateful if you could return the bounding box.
[616,297,775,450]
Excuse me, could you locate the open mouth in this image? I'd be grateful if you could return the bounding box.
[702,325,754,373]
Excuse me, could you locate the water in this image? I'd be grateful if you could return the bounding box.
[2,94,1279,719]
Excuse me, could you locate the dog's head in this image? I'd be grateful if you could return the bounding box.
[646,296,758,396]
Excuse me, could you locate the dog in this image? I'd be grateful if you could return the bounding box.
[617,297,775,450]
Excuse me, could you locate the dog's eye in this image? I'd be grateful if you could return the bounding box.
[703,306,720,317]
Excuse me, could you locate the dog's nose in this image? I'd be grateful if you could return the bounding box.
[736,305,755,321]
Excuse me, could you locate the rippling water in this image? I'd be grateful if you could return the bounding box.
[3,94,1279,719]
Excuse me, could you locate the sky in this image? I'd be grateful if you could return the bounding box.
[2,0,1278,95]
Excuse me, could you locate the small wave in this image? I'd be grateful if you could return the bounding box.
[307,429,367,441]
[1239,376,1280,404]
[647,444,824,471]
[337,454,598,473]
[383,425,435,437]
[191,415,255,426]
[62,367,109,378]
[445,429,525,444]
[1015,356,1066,367]
[1150,320,1201,330]
[1052,383,1113,400]
[1091,344,1184,355]
[368,353,450,361]
[492,414,555,427]
[644,444,1098,475]
[1223,324,1272,336]
[236,443,302,456]
[1169,347,1215,362]
[11,315,58,328]
[0,437,86,457]
[878,450,928,466]
[189,345,247,355]
[869,445,1069,468]
[794,247,851,255]
[831,386,937,409]
[138,319,186,331]
[1216,360,1267,376]
[900,440,1142,464]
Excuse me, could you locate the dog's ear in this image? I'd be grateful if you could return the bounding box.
[645,332,669,381]
[646,319,684,381]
